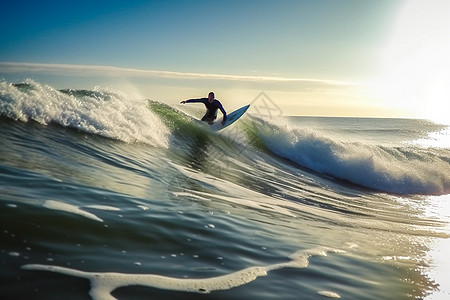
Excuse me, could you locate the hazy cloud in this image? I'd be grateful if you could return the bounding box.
[0,62,354,86]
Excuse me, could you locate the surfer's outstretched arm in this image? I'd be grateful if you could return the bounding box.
[180,98,206,104]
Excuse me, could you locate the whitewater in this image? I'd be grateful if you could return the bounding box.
[1,79,450,299]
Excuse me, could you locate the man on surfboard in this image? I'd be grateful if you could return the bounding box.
[180,92,227,125]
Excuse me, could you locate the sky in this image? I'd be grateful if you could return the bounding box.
[1,0,449,122]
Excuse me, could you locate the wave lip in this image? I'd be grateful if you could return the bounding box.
[256,119,450,195]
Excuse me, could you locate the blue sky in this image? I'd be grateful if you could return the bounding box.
[1,0,396,78]
[1,0,449,122]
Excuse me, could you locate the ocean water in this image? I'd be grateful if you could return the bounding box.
[1,80,450,300]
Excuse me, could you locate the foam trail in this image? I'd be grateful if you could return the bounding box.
[22,247,341,299]
[43,200,104,222]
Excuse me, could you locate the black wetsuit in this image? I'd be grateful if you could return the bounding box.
[185,98,227,123]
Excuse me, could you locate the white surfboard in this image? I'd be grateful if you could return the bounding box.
[209,104,250,131]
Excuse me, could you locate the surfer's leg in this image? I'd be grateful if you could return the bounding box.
[201,116,215,124]
[201,111,217,124]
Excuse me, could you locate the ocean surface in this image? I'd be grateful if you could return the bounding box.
[1,80,450,300]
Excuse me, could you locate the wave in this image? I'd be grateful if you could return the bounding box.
[148,101,450,196]
[0,80,169,147]
[2,80,449,196]
[0,80,233,151]
[249,117,450,195]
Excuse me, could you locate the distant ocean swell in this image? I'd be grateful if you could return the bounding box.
[1,79,449,196]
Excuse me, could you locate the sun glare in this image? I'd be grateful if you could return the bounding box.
[379,0,450,124]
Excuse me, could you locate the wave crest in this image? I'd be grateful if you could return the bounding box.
[253,117,450,195]
[0,80,169,147]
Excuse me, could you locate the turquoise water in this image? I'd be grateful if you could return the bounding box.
[1,80,449,299]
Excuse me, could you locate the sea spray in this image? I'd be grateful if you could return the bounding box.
[0,80,170,147]
[251,116,450,195]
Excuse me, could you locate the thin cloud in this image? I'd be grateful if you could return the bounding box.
[0,61,355,86]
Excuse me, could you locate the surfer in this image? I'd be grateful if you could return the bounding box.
[180,92,227,125]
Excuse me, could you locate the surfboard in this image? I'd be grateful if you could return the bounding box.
[209,104,250,131]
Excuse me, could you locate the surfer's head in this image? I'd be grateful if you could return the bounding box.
[208,92,215,103]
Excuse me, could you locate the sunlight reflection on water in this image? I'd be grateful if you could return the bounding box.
[412,127,450,148]
[424,194,450,300]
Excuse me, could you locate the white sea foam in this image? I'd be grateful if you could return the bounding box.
[0,80,169,147]
[43,200,104,222]
[318,290,341,298]
[85,205,120,211]
[22,246,341,299]
[256,118,450,195]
